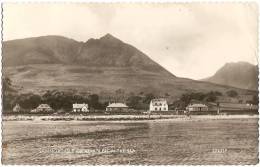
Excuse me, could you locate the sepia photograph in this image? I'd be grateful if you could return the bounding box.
[1,2,259,165]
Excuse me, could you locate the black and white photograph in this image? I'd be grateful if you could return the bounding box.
[1,2,259,165]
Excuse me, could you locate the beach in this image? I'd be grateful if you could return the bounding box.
[2,115,258,165]
[3,114,258,122]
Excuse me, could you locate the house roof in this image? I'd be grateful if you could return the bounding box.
[37,104,52,109]
[73,103,88,108]
[187,103,208,108]
[107,103,128,108]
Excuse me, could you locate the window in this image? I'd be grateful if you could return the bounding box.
[155,107,157,111]
[164,108,166,110]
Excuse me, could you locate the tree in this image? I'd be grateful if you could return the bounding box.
[204,91,219,102]
[180,92,206,106]
[170,100,186,110]
[3,93,17,111]
[115,89,125,101]
[143,93,155,104]
[213,91,222,96]
[252,95,259,105]
[126,95,143,109]
[89,94,102,109]
[165,93,170,97]
[17,93,41,109]
[2,77,12,91]
[226,90,238,97]
[179,91,222,106]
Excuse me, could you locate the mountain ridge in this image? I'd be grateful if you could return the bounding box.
[3,34,174,77]
[3,34,256,99]
[202,61,258,90]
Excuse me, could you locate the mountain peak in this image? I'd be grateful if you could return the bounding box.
[99,33,122,43]
[202,61,258,90]
[224,61,253,67]
[103,33,114,38]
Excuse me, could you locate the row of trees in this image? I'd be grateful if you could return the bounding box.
[4,90,107,112]
[3,89,157,112]
[2,77,157,112]
[3,90,224,112]
[170,91,223,110]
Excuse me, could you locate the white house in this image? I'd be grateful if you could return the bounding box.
[106,102,128,112]
[12,104,21,112]
[149,98,168,111]
[73,103,89,112]
[186,103,208,112]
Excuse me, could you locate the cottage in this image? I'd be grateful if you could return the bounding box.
[12,104,21,112]
[32,104,53,113]
[149,98,168,111]
[186,103,208,112]
[106,103,128,112]
[73,103,89,112]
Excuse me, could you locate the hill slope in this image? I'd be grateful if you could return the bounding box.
[203,62,258,90]
[3,35,81,66]
[3,35,256,98]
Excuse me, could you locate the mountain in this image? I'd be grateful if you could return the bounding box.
[3,35,81,66]
[3,34,255,99]
[202,62,258,90]
[3,34,171,75]
[75,34,168,73]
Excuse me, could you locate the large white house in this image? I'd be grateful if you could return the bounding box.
[73,103,89,112]
[149,98,168,111]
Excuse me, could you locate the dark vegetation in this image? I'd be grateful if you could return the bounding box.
[226,90,238,97]
[2,77,156,112]
[171,91,223,110]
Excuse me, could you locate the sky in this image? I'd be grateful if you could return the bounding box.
[3,3,258,79]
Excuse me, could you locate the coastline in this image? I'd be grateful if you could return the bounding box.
[3,114,258,122]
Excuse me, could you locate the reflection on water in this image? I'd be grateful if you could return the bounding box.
[2,119,258,165]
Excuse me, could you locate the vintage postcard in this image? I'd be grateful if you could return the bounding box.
[1,2,259,165]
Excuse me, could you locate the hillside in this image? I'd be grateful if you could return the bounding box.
[3,35,81,66]
[203,62,258,90]
[3,34,256,99]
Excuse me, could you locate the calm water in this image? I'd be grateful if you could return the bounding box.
[2,118,259,165]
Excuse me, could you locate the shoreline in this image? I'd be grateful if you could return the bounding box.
[3,114,258,122]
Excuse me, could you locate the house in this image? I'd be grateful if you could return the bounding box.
[106,102,128,112]
[72,103,89,112]
[32,104,53,113]
[149,98,168,111]
[12,104,21,112]
[186,103,208,112]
